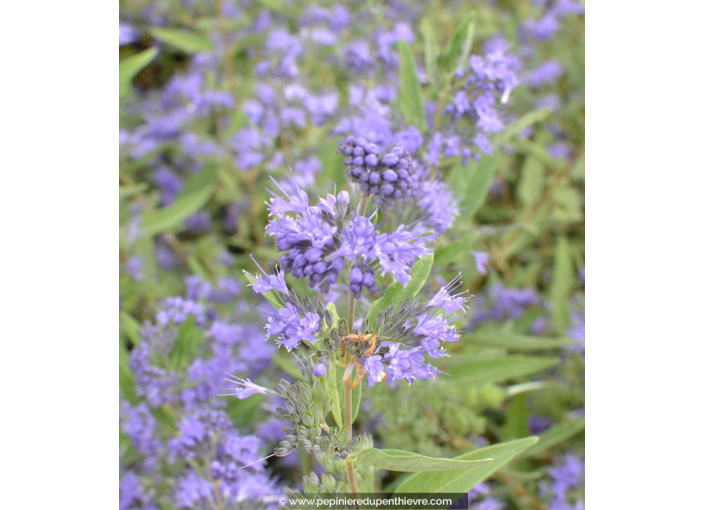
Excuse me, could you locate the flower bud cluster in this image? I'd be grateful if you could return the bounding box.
[338,135,420,209]
[271,378,360,460]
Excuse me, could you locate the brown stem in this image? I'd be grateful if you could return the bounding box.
[346,459,360,509]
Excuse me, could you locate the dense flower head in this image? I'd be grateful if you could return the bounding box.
[407,176,460,239]
[338,135,420,210]
[345,274,471,387]
[266,302,322,351]
[266,178,349,294]
[331,214,428,289]
[266,175,427,296]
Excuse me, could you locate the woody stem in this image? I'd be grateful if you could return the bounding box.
[345,285,360,503]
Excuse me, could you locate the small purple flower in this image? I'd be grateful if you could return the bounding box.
[222,375,279,400]
[472,251,492,275]
[247,257,290,296]
[363,355,386,387]
[313,362,327,377]
[127,256,143,281]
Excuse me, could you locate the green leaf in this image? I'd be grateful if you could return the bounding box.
[394,437,538,493]
[440,13,476,73]
[119,47,158,99]
[149,27,214,53]
[493,109,552,146]
[356,448,493,472]
[517,155,546,207]
[501,394,528,441]
[119,183,148,200]
[242,271,286,309]
[325,355,362,429]
[367,254,434,331]
[273,351,303,381]
[119,311,142,345]
[141,164,216,236]
[254,0,285,12]
[515,138,556,167]
[194,14,252,33]
[466,330,575,351]
[550,237,574,335]
[397,40,428,132]
[452,154,499,221]
[516,418,585,460]
[186,255,210,281]
[326,303,340,324]
[170,316,205,370]
[226,393,266,427]
[433,234,479,268]
[419,18,440,91]
[119,330,138,404]
[448,355,560,386]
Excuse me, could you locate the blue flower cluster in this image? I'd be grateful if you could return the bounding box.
[338,135,420,209]
[120,275,281,509]
[350,274,472,387]
[266,177,427,297]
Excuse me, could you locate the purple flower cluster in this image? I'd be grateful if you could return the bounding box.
[121,273,280,509]
[435,44,521,161]
[538,455,585,510]
[409,177,460,239]
[350,274,471,387]
[470,283,541,329]
[266,177,427,296]
[338,136,420,209]
[168,409,280,508]
[129,276,274,409]
[331,213,428,292]
[266,303,322,351]
[521,0,585,42]
[266,179,350,293]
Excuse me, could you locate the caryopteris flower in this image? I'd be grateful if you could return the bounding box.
[222,375,280,400]
[338,135,420,209]
[343,273,472,388]
[265,175,426,297]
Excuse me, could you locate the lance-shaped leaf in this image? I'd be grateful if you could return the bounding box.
[394,437,538,493]
[420,18,440,91]
[466,330,575,351]
[119,47,158,99]
[551,236,574,335]
[355,448,493,472]
[398,40,428,132]
[149,27,214,53]
[141,164,216,236]
[170,316,205,371]
[448,355,560,386]
[493,108,552,146]
[516,417,585,460]
[367,254,433,331]
[452,154,499,222]
[440,13,476,73]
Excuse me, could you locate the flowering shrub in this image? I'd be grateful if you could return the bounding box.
[120,1,584,509]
